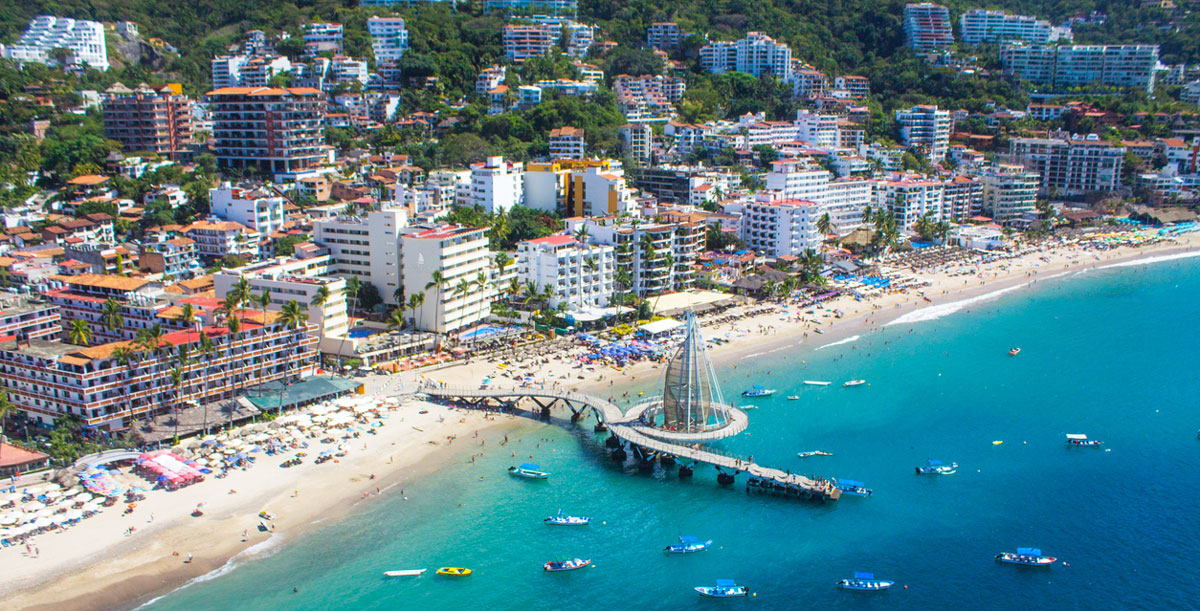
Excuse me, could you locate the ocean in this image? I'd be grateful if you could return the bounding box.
[144,256,1200,610]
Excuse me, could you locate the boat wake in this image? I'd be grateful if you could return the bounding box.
[815,335,860,351]
[133,534,286,609]
[1095,250,1200,270]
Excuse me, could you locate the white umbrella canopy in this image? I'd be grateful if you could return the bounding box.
[31,517,51,528]
[64,509,84,520]
[21,501,45,512]
[0,513,20,525]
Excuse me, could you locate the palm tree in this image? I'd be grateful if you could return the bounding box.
[255,289,271,386]
[224,314,242,420]
[68,319,92,346]
[335,277,360,371]
[817,212,833,244]
[170,365,183,441]
[424,270,445,337]
[583,257,599,308]
[277,300,309,414]
[613,269,632,321]
[0,390,15,460]
[101,298,124,338]
[312,285,330,310]
[197,333,215,435]
[453,277,472,344]
[406,291,425,330]
[473,270,491,347]
[387,307,406,332]
[111,345,140,418]
[392,285,405,306]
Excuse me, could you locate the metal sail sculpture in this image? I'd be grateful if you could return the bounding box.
[660,311,728,432]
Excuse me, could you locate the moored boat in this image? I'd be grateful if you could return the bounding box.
[383,569,427,577]
[695,579,748,597]
[838,572,893,591]
[798,451,833,458]
[833,478,872,496]
[915,459,957,475]
[1065,433,1103,446]
[1009,347,1021,356]
[742,385,776,397]
[843,380,866,387]
[786,395,800,400]
[995,548,1057,566]
[436,567,472,576]
[544,556,592,572]
[545,509,591,525]
[664,535,711,554]
[508,463,549,479]
[804,380,831,386]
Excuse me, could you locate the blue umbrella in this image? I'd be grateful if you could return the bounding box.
[156,475,169,482]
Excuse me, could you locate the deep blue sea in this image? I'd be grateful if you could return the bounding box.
[145,255,1200,610]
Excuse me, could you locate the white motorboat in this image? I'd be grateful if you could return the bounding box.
[804,381,831,386]
[843,380,866,387]
[384,569,427,577]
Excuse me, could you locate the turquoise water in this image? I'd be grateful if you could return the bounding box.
[147,257,1200,610]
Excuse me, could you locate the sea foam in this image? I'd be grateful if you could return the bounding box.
[134,534,285,609]
[815,335,860,351]
[1096,250,1200,270]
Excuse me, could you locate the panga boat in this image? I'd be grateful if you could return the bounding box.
[664,535,712,554]
[786,395,800,400]
[995,548,1057,566]
[834,478,872,496]
[695,579,748,597]
[544,556,591,572]
[257,511,275,521]
[742,385,776,397]
[798,451,833,458]
[804,380,832,386]
[838,572,894,590]
[383,569,427,577]
[843,380,867,387]
[1009,347,1021,356]
[508,463,549,479]
[545,510,591,525]
[436,567,472,576]
[1065,433,1103,446]
[916,459,957,475]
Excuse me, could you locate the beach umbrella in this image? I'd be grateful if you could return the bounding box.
[31,517,51,528]
[65,510,83,520]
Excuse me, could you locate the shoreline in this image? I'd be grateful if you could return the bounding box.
[3,400,534,611]
[5,233,1198,610]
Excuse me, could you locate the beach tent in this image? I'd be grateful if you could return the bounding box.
[637,318,684,338]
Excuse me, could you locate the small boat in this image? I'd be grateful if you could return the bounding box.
[838,572,894,590]
[804,380,831,386]
[786,395,800,400]
[544,556,592,572]
[257,511,276,521]
[798,451,833,458]
[664,535,712,554]
[695,579,748,598]
[742,385,776,397]
[813,328,824,334]
[843,380,866,387]
[436,567,472,576]
[545,510,591,525]
[1065,433,1103,447]
[742,405,758,410]
[992,440,1004,446]
[995,548,1057,566]
[915,459,957,475]
[508,463,549,479]
[384,569,427,577]
[834,478,872,496]
[1008,348,1021,356]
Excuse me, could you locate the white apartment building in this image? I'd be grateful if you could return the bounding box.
[766,159,833,202]
[211,54,291,89]
[211,55,248,89]
[503,24,556,62]
[1,15,109,71]
[875,178,946,232]
[618,122,653,165]
[476,65,507,95]
[567,217,704,296]
[563,23,593,58]
[313,209,408,304]
[182,219,261,259]
[401,225,497,335]
[516,235,615,311]
[904,3,954,51]
[981,164,1039,223]
[824,178,875,233]
[648,23,683,50]
[699,32,792,80]
[733,194,822,258]
[1000,42,1159,93]
[794,110,841,148]
[960,9,1071,45]
[468,156,525,214]
[549,126,586,160]
[942,175,984,223]
[214,256,349,341]
[1007,134,1125,195]
[368,17,409,64]
[895,105,951,163]
[210,184,286,235]
[304,22,344,55]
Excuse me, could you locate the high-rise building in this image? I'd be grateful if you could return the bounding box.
[960,9,1072,45]
[895,105,951,162]
[903,3,954,51]
[1000,43,1159,92]
[734,193,822,258]
[981,164,1039,222]
[209,184,286,234]
[618,122,653,165]
[874,177,946,232]
[468,156,525,214]
[567,217,704,296]
[368,17,409,67]
[503,24,557,63]
[516,235,615,311]
[1,16,109,71]
[102,85,194,160]
[205,87,326,179]
[313,209,409,305]
[1007,134,1125,195]
[304,22,344,56]
[699,32,792,80]
[401,225,497,334]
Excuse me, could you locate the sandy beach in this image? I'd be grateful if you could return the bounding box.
[4,229,1198,611]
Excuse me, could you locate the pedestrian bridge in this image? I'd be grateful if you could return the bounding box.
[420,382,839,502]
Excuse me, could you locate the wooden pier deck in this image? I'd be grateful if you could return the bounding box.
[421,383,839,502]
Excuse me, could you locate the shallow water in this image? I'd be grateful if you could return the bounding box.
[146,258,1200,610]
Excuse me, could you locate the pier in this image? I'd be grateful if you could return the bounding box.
[420,382,840,502]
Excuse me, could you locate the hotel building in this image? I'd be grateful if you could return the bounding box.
[516,235,615,311]
[401,225,497,335]
[205,87,326,179]
[101,85,194,160]
[960,9,1071,45]
[895,105,951,162]
[1,15,109,71]
[903,3,954,52]
[1007,134,1125,196]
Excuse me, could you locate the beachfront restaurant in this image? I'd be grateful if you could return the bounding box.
[241,375,364,415]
